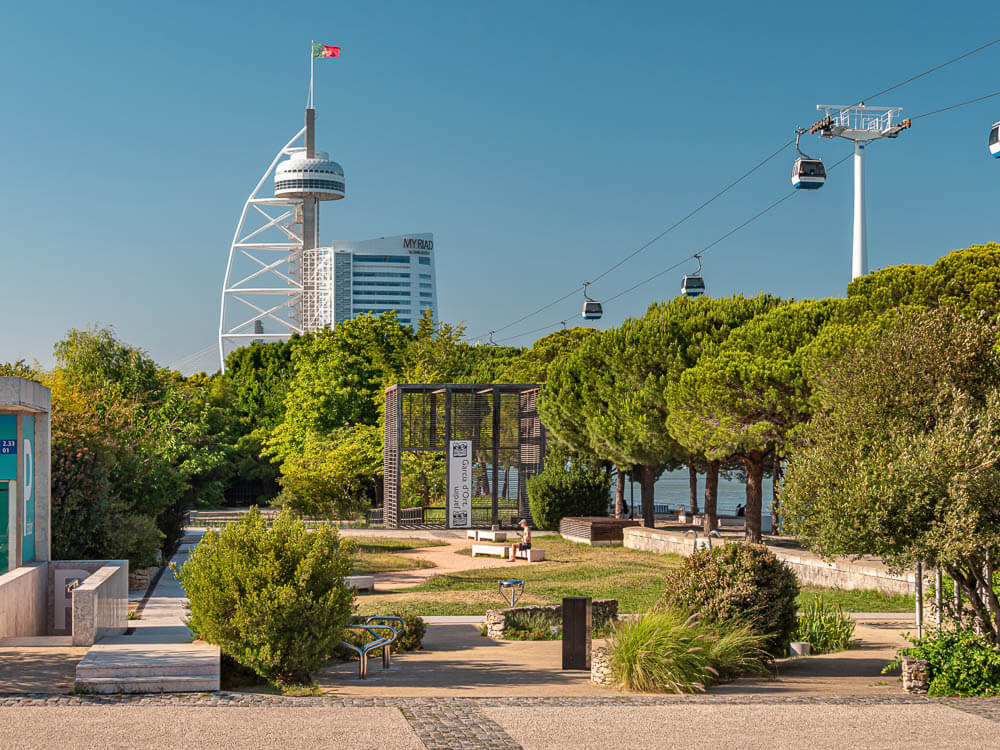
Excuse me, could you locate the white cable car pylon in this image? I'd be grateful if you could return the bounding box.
[808,103,911,280]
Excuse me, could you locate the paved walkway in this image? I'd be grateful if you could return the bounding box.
[357,537,526,589]
[0,696,998,749]
[74,535,219,691]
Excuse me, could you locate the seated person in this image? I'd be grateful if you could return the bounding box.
[509,519,531,561]
[735,503,745,517]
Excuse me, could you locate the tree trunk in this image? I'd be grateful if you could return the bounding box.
[640,464,656,528]
[615,466,626,518]
[771,456,782,534]
[687,459,699,515]
[703,459,719,534]
[744,453,764,543]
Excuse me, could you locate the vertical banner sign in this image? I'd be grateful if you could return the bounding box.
[22,415,34,562]
[0,415,15,481]
[448,440,472,528]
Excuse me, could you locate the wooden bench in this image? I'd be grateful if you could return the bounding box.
[466,529,509,542]
[471,544,545,562]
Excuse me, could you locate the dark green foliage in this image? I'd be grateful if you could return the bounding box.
[886,630,1000,696]
[175,508,355,684]
[527,464,611,530]
[664,543,799,657]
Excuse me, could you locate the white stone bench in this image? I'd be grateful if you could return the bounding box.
[466,530,509,542]
[471,543,506,557]
[516,548,545,562]
[345,575,375,592]
[471,544,545,562]
[717,517,745,529]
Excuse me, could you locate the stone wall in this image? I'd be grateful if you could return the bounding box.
[72,562,128,646]
[591,645,614,686]
[623,527,915,596]
[0,562,48,638]
[485,599,618,640]
[901,657,930,694]
[128,566,160,593]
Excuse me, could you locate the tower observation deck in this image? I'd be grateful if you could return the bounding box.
[218,108,345,367]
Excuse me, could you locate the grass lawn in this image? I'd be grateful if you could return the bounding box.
[352,535,918,616]
[349,537,446,575]
[797,585,915,612]
[354,536,684,615]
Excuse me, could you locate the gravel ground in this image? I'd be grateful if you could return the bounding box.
[484,704,1000,750]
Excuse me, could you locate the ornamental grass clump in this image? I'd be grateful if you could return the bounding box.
[175,507,355,686]
[607,609,769,693]
[793,597,855,654]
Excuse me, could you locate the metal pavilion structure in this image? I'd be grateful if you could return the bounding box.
[810,104,910,279]
[382,384,546,529]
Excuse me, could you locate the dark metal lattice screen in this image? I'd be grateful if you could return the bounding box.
[383,384,545,529]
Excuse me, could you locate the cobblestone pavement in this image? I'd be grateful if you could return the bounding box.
[399,701,520,749]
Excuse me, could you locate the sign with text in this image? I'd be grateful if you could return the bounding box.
[447,440,472,528]
[0,415,15,481]
[22,415,34,562]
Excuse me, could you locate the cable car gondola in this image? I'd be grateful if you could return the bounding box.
[990,121,1000,158]
[581,282,603,320]
[681,254,706,298]
[791,128,826,189]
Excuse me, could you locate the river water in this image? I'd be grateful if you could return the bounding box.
[620,468,774,518]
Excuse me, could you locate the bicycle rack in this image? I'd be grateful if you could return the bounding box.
[340,616,408,678]
[363,616,406,669]
[498,579,525,608]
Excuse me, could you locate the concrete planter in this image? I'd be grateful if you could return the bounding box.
[789,641,811,657]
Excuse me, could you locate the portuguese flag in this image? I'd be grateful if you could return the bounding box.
[312,43,341,58]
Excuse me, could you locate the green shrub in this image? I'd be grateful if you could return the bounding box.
[607,609,769,693]
[886,630,1000,696]
[527,464,611,530]
[793,597,855,653]
[664,543,799,657]
[174,507,355,685]
[504,611,562,641]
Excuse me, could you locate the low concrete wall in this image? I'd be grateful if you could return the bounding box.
[48,560,128,636]
[0,562,48,639]
[72,562,128,646]
[623,527,914,595]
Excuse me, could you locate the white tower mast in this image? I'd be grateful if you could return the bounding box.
[811,104,910,280]
[218,108,345,370]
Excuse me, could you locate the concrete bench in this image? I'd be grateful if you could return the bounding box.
[466,530,509,542]
[471,544,545,562]
[471,544,506,557]
[345,575,375,592]
[717,517,745,529]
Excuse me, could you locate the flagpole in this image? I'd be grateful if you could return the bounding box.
[309,40,315,109]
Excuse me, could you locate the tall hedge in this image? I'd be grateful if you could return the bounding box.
[527,465,610,530]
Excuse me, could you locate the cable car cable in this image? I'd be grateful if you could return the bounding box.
[909,89,1000,121]
[475,39,1000,343]
[495,151,855,344]
[859,38,1000,105]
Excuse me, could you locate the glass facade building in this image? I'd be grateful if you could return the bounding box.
[328,233,438,327]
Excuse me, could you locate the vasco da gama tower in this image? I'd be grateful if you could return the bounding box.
[218,106,438,368]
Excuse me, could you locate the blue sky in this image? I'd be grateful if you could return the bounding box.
[2,1,998,372]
